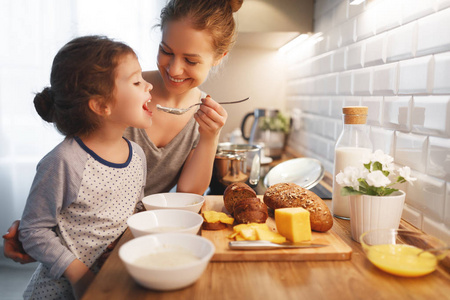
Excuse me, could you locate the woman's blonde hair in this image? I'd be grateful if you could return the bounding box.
[159,0,243,58]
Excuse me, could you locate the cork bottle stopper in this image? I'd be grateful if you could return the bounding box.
[343,106,368,124]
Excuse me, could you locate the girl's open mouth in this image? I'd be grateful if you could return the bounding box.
[143,99,152,114]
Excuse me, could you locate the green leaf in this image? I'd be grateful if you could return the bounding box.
[380,187,398,196]
[364,162,371,171]
[372,161,383,171]
[340,187,363,196]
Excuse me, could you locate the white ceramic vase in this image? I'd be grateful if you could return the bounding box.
[349,190,406,242]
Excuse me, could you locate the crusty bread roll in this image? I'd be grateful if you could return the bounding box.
[233,197,268,224]
[263,183,333,232]
[223,182,256,215]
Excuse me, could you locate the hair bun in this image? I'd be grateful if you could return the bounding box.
[34,87,55,122]
[230,0,243,13]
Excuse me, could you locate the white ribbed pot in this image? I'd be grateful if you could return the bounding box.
[349,190,406,242]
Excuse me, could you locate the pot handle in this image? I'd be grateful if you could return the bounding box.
[240,112,254,141]
[248,151,261,185]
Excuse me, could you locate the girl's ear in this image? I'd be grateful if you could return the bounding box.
[213,51,228,66]
[88,97,111,116]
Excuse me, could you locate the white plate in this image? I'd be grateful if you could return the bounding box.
[263,158,324,189]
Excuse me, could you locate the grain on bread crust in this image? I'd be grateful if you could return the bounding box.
[223,182,256,215]
[263,183,333,232]
[233,197,268,224]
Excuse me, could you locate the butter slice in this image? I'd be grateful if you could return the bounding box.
[275,207,311,243]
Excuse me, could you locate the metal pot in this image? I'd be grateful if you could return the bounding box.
[211,143,261,193]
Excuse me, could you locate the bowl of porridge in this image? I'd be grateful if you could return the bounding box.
[119,232,215,291]
[142,193,205,213]
[127,209,203,237]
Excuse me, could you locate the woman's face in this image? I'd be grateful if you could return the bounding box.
[157,19,222,95]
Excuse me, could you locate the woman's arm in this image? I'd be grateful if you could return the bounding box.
[2,220,36,264]
[176,95,227,194]
[64,259,95,300]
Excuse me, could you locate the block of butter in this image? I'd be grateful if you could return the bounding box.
[275,207,311,243]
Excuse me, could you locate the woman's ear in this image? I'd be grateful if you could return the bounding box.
[88,97,111,116]
[213,51,228,66]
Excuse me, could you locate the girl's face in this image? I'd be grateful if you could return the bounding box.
[108,53,153,129]
[157,19,224,95]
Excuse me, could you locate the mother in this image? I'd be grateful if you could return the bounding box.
[4,0,244,263]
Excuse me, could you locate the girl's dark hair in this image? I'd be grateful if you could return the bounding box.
[34,35,135,137]
[159,0,243,58]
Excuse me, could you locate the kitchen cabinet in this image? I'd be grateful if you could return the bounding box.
[234,0,314,49]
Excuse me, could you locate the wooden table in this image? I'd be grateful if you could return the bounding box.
[82,201,450,300]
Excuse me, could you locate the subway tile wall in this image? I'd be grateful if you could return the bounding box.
[284,0,450,243]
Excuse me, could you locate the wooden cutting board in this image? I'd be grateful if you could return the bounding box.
[201,196,352,261]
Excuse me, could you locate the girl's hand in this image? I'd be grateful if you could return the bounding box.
[194,95,227,140]
[2,220,36,264]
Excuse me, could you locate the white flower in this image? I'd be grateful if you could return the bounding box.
[335,149,414,196]
[336,166,366,190]
[371,150,393,165]
[398,166,417,184]
[366,170,391,187]
[360,152,372,165]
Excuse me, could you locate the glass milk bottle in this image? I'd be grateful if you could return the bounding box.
[332,106,372,219]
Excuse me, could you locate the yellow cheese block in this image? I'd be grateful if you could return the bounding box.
[275,207,311,243]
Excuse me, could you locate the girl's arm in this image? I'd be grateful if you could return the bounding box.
[19,141,84,278]
[176,95,227,194]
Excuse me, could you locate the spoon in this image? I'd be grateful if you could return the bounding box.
[156,97,250,115]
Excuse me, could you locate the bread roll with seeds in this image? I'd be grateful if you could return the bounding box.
[263,183,333,232]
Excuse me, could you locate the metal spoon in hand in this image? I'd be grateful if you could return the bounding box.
[156,97,250,115]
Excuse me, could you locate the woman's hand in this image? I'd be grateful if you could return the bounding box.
[177,95,227,194]
[194,95,227,140]
[2,220,36,264]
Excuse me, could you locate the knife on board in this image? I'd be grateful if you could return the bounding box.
[228,240,329,250]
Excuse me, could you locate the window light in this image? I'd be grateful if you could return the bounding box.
[350,0,365,5]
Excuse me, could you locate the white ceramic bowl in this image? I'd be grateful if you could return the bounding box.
[127,210,203,238]
[142,193,205,213]
[119,233,215,291]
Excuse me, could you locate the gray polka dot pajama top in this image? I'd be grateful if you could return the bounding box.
[19,137,147,300]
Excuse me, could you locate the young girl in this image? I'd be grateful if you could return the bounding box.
[18,35,153,299]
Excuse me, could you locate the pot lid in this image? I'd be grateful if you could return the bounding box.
[264,158,324,189]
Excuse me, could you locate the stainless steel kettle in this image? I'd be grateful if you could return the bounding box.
[241,108,285,158]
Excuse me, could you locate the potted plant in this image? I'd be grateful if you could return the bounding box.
[335,150,416,242]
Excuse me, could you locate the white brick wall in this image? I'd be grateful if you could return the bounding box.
[284,0,450,242]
